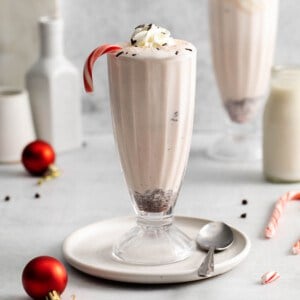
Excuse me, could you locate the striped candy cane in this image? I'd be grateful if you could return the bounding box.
[261,271,280,285]
[292,240,300,255]
[83,44,122,93]
[265,191,300,239]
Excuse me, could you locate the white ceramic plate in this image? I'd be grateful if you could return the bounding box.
[63,216,250,284]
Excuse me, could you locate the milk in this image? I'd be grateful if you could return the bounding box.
[263,67,300,182]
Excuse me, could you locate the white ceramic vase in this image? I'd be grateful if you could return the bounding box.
[26,16,82,153]
[0,88,36,163]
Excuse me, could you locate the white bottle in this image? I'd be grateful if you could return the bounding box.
[263,66,300,182]
[26,16,82,153]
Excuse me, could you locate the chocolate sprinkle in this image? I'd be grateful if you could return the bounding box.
[185,48,193,51]
[130,38,136,45]
[240,213,247,219]
[147,24,153,31]
[175,51,179,55]
[4,195,10,202]
[135,24,145,30]
[125,52,128,55]
[162,43,167,46]
[156,48,160,50]
[116,51,124,57]
[171,111,178,122]
[34,193,41,199]
[132,54,137,56]
[242,199,248,205]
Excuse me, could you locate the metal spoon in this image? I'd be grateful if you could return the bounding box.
[196,222,234,277]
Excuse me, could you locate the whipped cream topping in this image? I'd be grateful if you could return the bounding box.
[130,24,175,48]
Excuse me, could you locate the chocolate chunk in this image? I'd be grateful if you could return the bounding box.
[240,213,247,219]
[242,199,248,205]
[134,189,177,213]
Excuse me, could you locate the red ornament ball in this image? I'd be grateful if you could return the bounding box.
[22,256,68,299]
[22,140,55,176]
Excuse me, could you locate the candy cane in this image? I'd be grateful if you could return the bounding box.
[292,240,300,255]
[261,271,280,285]
[83,44,122,93]
[265,191,300,239]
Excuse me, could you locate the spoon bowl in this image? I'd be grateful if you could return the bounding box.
[196,222,234,251]
[196,222,234,277]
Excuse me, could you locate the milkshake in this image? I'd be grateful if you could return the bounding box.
[108,26,196,214]
[83,24,197,265]
[209,0,279,123]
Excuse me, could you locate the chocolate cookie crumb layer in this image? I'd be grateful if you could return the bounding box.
[134,189,177,213]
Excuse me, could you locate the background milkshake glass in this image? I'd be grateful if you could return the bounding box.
[208,0,279,161]
[107,25,197,265]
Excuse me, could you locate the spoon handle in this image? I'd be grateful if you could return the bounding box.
[198,246,215,277]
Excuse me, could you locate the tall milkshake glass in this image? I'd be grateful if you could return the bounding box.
[208,0,279,161]
[84,25,197,265]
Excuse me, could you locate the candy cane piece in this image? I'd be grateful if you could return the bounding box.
[292,240,300,255]
[261,271,280,285]
[83,44,122,93]
[265,191,300,239]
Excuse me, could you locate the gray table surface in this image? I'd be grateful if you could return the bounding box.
[1,117,300,299]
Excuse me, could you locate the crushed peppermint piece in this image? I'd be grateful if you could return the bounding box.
[292,240,300,255]
[261,271,280,285]
[116,51,124,57]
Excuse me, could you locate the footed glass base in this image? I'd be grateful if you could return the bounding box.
[207,113,262,162]
[112,216,194,265]
[207,133,261,162]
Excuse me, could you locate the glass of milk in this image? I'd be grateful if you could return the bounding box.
[263,66,300,182]
[207,0,279,161]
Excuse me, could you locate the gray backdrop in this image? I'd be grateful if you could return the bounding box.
[61,0,300,132]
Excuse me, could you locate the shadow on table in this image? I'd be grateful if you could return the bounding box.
[0,166,28,178]
[68,264,216,291]
[187,149,264,185]
[2,296,28,300]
